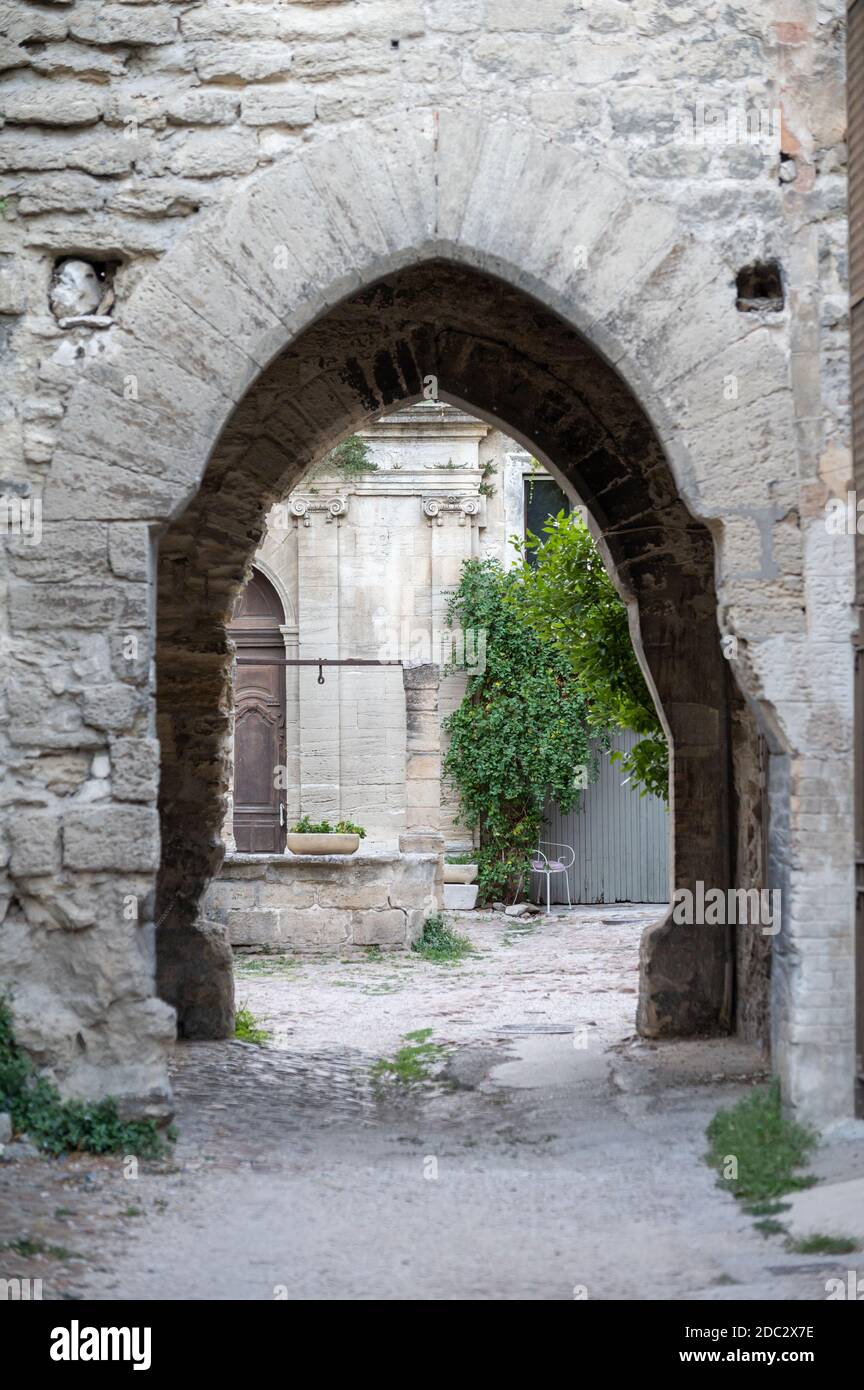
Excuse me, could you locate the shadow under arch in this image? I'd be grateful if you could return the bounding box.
[155,257,743,1041]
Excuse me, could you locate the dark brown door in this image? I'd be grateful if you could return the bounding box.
[229,570,286,853]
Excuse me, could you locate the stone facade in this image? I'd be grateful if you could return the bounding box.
[239,402,541,844]
[0,3,854,1124]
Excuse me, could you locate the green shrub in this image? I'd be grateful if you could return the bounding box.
[0,999,171,1159]
[516,511,668,801]
[443,556,594,902]
[289,815,366,837]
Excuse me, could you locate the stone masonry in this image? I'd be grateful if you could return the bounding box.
[208,849,439,953]
[0,2,854,1124]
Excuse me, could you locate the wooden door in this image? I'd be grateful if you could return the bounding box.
[229,570,286,853]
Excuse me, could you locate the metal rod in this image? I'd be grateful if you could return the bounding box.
[234,657,403,666]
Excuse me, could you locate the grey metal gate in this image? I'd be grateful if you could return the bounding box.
[540,730,669,904]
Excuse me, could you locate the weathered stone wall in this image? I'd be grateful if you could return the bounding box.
[205,850,439,952]
[0,2,854,1123]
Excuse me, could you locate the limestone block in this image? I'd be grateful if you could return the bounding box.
[486,0,573,30]
[274,908,351,949]
[166,90,241,126]
[443,883,478,910]
[17,174,107,217]
[0,263,27,314]
[256,881,317,909]
[0,133,134,176]
[107,523,150,583]
[9,813,61,877]
[0,42,25,74]
[69,4,178,46]
[315,878,386,910]
[241,89,315,127]
[167,133,260,179]
[390,854,440,908]
[293,42,389,81]
[399,832,444,854]
[64,806,160,872]
[110,737,159,802]
[351,909,407,946]
[225,908,282,946]
[6,522,107,583]
[27,43,129,81]
[82,684,141,733]
[194,43,294,82]
[9,580,147,641]
[405,753,441,780]
[3,86,104,127]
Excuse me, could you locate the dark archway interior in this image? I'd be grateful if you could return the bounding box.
[154,259,764,1042]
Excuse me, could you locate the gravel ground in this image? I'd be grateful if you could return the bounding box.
[2,907,862,1301]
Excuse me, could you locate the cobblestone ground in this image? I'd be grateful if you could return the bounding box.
[2,909,862,1301]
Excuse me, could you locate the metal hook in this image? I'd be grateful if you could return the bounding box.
[317,660,325,685]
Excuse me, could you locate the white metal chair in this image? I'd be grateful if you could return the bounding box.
[530,841,575,912]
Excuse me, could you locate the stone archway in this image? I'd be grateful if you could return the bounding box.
[154,255,739,1051]
[13,111,852,1123]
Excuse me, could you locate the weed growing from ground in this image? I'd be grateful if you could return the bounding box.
[706,1081,817,1203]
[234,1005,270,1045]
[370,1028,448,1086]
[412,914,473,964]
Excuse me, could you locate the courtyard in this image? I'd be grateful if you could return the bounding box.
[3,909,862,1302]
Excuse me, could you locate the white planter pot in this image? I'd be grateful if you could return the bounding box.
[286,833,360,856]
[443,862,478,884]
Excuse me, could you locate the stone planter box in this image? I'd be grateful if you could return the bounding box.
[204,849,442,952]
[286,832,359,856]
[443,883,479,910]
[443,861,478,884]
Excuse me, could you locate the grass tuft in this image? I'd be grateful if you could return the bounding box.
[785,1233,860,1256]
[411,914,473,964]
[370,1028,447,1086]
[234,1005,270,1045]
[706,1081,817,1203]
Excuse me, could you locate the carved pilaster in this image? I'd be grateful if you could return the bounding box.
[422,494,484,527]
[288,495,350,527]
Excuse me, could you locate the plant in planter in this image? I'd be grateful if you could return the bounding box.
[443,852,478,885]
[286,815,367,856]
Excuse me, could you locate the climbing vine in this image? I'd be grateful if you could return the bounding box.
[515,512,668,802]
[443,557,593,903]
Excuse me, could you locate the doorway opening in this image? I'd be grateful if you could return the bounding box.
[153,258,768,1050]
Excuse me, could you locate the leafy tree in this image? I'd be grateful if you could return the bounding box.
[442,557,593,902]
[515,511,668,801]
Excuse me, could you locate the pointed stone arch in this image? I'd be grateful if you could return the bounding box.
[18,111,851,1122]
